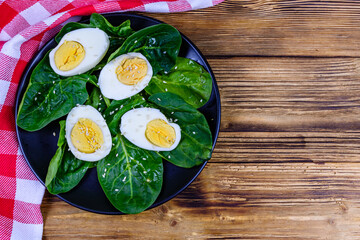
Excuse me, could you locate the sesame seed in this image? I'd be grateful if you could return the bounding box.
[157,98,161,101]
[165,88,168,92]
[168,156,171,159]
[163,81,167,83]
[116,153,119,157]
[122,176,127,182]
[53,90,55,94]
[193,132,196,134]
[146,179,151,182]
[200,99,203,102]
[34,97,37,101]
[142,158,146,160]
[53,132,56,136]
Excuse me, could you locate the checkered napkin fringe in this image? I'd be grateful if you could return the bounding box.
[0,0,224,239]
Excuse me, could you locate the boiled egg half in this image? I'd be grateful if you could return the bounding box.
[99,52,153,100]
[49,28,110,76]
[66,105,112,161]
[120,108,181,151]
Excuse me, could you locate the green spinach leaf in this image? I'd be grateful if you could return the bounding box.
[89,14,134,38]
[45,121,93,195]
[55,13,134,42]
[149,92,212,168]
[97,134,163,214]
[45,120,66,187]
[17,52,95,132]
[108,24,182,74]
[145,57,212,108]
[85,87,108,113]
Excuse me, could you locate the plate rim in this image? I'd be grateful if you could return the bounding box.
[15,12,221,214]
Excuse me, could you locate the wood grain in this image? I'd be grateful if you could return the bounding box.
[211,57,360,164]
[42,1,360,239]
[42,162,360,239]
[145,0,360,57]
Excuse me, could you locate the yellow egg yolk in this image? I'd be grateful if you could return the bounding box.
[70,118,104,153]
[116,57,148,85]
[54,41,85,71]
[145,119,176,148]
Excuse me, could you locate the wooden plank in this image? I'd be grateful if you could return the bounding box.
[144,1,360,57]
[209,57,360,163]
[42,162,360,239]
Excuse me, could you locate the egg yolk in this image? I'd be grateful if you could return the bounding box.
[145,119,176,148]
[116,57,148,85]
[54,41,85,71]
[70,118,104,153]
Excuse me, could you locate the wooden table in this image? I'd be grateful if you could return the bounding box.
[41,1,360,239]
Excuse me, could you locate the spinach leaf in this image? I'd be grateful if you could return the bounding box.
[55,13,134,42]
[145,57,212,108]
[45,121,93,195]
[108,24,182,74]
[85,87,108,113]
[45,120,66,187]
[103,94,147,135]
[97,134,163,214]
[90,14,134,38]
[17,52,95,132]
[149,93,212,168]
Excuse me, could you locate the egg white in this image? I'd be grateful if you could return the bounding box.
[66,105,112,162]
[120,108,181,151]
[98,52,153,100]
[49,28,110,76]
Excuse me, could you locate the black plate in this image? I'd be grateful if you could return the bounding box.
[15,13,221,214]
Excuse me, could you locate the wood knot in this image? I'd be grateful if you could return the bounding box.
[169,219,177,227]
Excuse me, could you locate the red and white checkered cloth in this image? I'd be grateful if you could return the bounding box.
[0,0,224,239]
